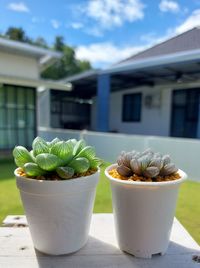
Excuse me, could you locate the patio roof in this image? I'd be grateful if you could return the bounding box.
[0,37,62,70]
[65,27,200,94]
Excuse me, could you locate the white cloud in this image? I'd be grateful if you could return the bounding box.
[83,0,145,29]
[32,17,45,23]
[51,19,61,29]
[7,2,29,12]
[159,0,180,13]
[75,42,149,67]
[71,22,84,29]
[175,9,200,34]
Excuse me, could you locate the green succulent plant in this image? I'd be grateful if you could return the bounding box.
[117,148,178,178]
[13,137,101,180]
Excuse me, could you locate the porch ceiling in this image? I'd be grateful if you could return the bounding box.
[111,60,200,91]
[69,59,200,97]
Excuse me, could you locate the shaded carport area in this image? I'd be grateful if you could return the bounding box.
[65,49,200,133]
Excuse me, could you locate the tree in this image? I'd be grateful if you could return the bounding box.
[54,36,65,51]
[5,27,30,42]
[41,38,92,80]
[34,37,48,48]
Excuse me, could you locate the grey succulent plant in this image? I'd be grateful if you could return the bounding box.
[13,137,101,180]
[117,149,178,178]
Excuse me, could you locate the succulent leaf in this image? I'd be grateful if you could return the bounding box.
[68,157,90,173]
[32,137,49,156]
[161,163,178,176]
[56,166,74,179]
[36,153,61,171]
[48,137,60,148]
[50,141,73,163]
[117,165,133,177]
[24,163,45,176]
[149,157,163,169]
[89,157,102,169]
[77,146,96,160]
[73,139,86,156]
[13,146,34,168]
[162,155,171,165]
[130,158,142,175]
[143,166,160,178]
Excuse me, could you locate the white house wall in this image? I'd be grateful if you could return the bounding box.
[91,81,200,136]
[109,86,171,136]
[0,51,39,79]
[37,89,50,128]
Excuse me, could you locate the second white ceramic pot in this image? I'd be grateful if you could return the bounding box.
[105,164,187,258]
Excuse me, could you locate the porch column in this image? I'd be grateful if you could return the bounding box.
[96,74,110,132]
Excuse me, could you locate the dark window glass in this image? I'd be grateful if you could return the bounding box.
[122,93,142,122]
[0,85,36,150]
[171,88,200,138]
[50,90,91,130]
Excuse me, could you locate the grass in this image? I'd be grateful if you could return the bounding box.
[0,160,199,244]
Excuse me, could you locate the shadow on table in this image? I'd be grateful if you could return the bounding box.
[34,238,200,268]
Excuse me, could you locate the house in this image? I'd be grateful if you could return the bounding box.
[60,27,200,139]
[0,37,71,151]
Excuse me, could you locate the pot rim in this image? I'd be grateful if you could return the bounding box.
[14,167,100,184]
[105,164,187,187]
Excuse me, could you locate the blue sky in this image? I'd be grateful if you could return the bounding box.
[0,0,200,68]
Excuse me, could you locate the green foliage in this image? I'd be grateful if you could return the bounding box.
[5,27,29,42]
[41,39,92,80]
[13,137,101,180]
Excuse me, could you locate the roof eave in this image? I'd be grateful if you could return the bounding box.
[102,48,200,75]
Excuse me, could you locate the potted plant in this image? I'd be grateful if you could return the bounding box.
[105,149,187,258]
[13,137,101,255]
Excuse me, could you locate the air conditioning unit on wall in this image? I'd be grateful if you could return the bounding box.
[144,92,161,108]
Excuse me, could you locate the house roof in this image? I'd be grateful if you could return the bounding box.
[64,27,200,94]
[119,27,200,64]
[0,37,62,69]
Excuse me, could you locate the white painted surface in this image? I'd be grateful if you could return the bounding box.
[91,81,200,137]
[1,214,200,267]
[37,90,50,128]
[0,51,39,79]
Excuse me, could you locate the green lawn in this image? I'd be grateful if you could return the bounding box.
[0,160,200,244]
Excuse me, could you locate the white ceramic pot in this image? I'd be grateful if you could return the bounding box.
[15,168,99,255]
[105,164,187,258]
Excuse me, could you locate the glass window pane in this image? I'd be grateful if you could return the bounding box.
[0,130,7,149]
[27,129,35,148]
[7,129,17,148]
[173,90,186,106]
[18,129,26,146]
[0,108,6,128]
[0,87,5,108]
[17,109,26,128]
[6,86,16,108]
[51,114,60,128]
[122,93,142,122]
[26,110,35,128]
[7,108,16,128]
[17,88,25,108]
[26,89,35,109]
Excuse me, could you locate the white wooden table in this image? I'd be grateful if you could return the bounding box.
[1,214,200,268]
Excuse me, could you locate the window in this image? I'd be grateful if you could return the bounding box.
[171,88,200,138]
[0,84,36,150]
[122,93,142,122]
[50,90,91,130]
